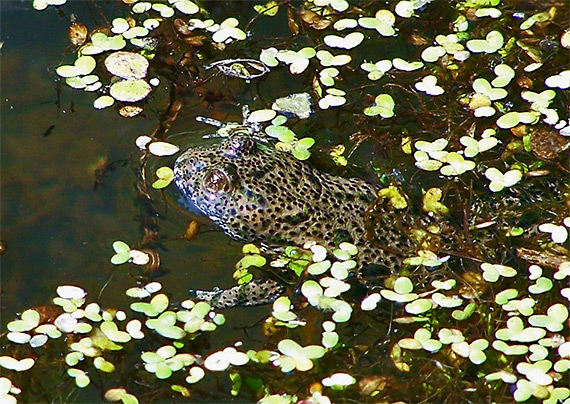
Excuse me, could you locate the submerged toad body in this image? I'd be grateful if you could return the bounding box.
[174,130,415,273]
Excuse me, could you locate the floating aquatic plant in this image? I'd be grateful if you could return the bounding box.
[275,339,325,372]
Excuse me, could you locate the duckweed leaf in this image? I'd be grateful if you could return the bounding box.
[432,279,455,290]
[361,293,381,311]
[259,47,279,67]
[400,328,442,352]
[272,296,296,322]
[495,288,518,305]
[93,95,115,110]
[29,334,48,348]
[475,7,502,18]
[313,0,348,12]
[123,26,149,40]
[472,78,507,100]
[171,0,199,15]
[204,347,249,371]
[247,109,277,123]
[415,138,448,159]
[292,137,315,160]
[481,262,517,282]
[265,125,296,142]
[451,339,489,364]
[130,293,169,317]
[528,277,553,294]
[545,70,570,89]
[438,328,465,344]
[105,388,139,404]
[460,135,498,157]
[57,285,86,300]
[151,3,174,18]
[7,333,30,344]
[146,312,186,339]
[111,18,129,34]
[316,50,351,67]
[414,151,443,171]
[360,60,392,80]
[0,356,35,372]
[392,58,423,71]
[321,373,356,387]
[519,11,550,30]
[517,360,553,386]
[395,1,416,18]
[323,32,364,49]
[308,260,331,275]
[405,298,432,314]
[330,300,352,322]
[277,339,325,372]
[318,93,346,110]
[394,277,413,294]
[33,0,67,10]
[364,94,395,118]
[68,368,90,388]
[432,293,463,308]
[333,18,357,31]
[495,316,546,342]
[100,321,131,343]
[7,309,40,332]
[554,261,570,280]
[56,55,96,78]
[439,152,475,176]
[466,30,503,53]
[109,79,152,103]
[452,302,476,320]
[321,277,350,296]
[185,366,205,384]
[278,47,317,72]
[491,64,515,87]
[89,32,127,53]
[381,277,418,303]
[358,16,395,36]
[538,223,568,243]
[484,168,522,192]
[543,388,570,404]
[148,141,180,157]
[322,330,339,348]
[421,46,446,62]
[151,166,174,189]
[415,75,444,96]
[94,357,115,373]
[310,244,327,262]
[485,369,518,383]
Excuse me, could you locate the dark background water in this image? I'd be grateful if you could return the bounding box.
[2,3,273,400]
[1,1,252,331]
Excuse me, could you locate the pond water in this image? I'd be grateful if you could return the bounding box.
[1,1,568,403]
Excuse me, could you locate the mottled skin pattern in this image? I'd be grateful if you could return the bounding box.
[174,128,567,308]
[174,130,416,275]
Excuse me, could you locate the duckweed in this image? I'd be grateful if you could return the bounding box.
[10,0,570,403]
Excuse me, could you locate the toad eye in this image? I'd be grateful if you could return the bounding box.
[202,168,232,194]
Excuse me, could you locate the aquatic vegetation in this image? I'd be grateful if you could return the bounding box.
[4,0,569,403]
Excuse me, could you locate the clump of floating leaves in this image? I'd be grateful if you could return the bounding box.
[7,0,568,402]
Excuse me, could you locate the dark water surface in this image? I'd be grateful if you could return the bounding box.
[1,2,249,332]
[2,3,271,401]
